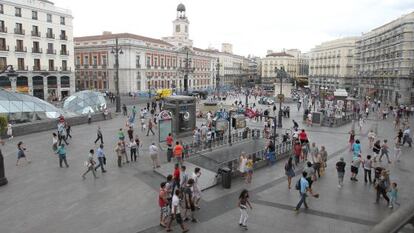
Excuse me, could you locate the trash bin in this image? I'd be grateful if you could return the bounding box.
[219,167,232,189]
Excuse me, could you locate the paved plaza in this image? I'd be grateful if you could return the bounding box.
[0,96,413,233]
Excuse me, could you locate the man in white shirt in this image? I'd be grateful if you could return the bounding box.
[166,189,189,232]
[149,143,160,169]
[192,167,202,209]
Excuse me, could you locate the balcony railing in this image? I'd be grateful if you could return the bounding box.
[59,34,67,40]
[31,31,41,37]
[83,64,89,68]
[15,12,21,17]
[46,33,55,39]
[0,45,9,51]
[75,64,80,69]
[60,50,69,55]
[14,28,25,35]
[92,64,98,68]
[60,67,71,72]
[46,49,56,55]
[15,46,27,52]
[17,66,28,71]
[48,66,58,71]
[0,27,7,33]
[32,66,43,71]
[101,64,107,68]
[32,48,42,53]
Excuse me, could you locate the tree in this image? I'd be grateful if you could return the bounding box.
[0,115,7,135]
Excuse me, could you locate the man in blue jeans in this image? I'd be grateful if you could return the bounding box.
[95,144,106,173]
[294,171,310,212]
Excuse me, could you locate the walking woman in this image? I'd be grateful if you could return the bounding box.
[7,123,13,139]
[285,157,295,189]
[238,189,252,230]
[55,144,69,168]
[16,141,30,166]
[349,130,355,151]
[245,156,254,184]
[115,142,123,167]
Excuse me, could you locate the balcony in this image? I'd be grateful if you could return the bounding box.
[60,50,69,55]
[48,66,58,71]
[101,64,107,68]
[31,31,41,37]
[32,47,42,53]
[60,67,71,72]
[83,64,89,68]
[0,27,7,33]
[92,63,98,68]
[32,66,43,71]
[46,49,56,55]
[59,34,67,40]
[0,45,9,51]
[75,64,80,69]
[17,66,28,71]
[15,46,27,52]
[15,12,21,17]
[46,33,55,39]
[14,28,25,35]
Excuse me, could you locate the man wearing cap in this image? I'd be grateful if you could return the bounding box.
[336,157,346,188]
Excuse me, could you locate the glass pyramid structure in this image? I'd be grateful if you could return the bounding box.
[63,90,107,115]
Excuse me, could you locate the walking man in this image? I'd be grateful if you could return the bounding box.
[82,150,97,179]
[94,126,104,144]
[149,142,160,169]
[294,171,311,212]
[173,141,184,165]
[146,118,155,136]
[95,144,106,173]
[336,157,346,188]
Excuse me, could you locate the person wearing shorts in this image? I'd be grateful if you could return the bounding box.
[166,189,188,233]
[159,182,168,228]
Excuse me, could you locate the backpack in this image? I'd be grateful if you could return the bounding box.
[295,178,301,190]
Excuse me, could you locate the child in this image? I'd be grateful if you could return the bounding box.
[388,182,399,209]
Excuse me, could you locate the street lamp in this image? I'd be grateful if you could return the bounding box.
[215,58,220,98]
[275,66,285,128]
[0,65,17,186]
[178,47,195,95]
[111,37,123,112]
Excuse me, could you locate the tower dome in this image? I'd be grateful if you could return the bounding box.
[177,3,186,12]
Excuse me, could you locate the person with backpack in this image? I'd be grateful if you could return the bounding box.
[285,157,295,189]
[294,171,319,212]
[336,157,346,188]
[55,144,69,168]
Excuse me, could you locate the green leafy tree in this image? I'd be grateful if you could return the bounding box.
[0,115,8,134]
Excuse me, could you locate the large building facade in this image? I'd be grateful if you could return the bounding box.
[74,4,248,94]
[308,37,358,93]
[0,0,74,101]
[355,12,414,104]
[260,50,300,89]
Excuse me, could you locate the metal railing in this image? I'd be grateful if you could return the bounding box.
[369,199,414,233]
[181,129,263,157]
[215,140,293,175]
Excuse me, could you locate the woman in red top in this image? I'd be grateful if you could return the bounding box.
[298,130,308,144]
[293,141,302,165]
[172,163,181,192]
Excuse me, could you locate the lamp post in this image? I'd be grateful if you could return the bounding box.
[0,65,17,186]
[216,58,220,98]
[111,38,123,113]
[275,67,284,128]
[178,47,195,95]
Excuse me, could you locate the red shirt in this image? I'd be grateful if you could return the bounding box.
[166,136,173,146]
[173,168,180,181]
[299,132,308,141]
[159,188,167,207]
[294,144,302,156]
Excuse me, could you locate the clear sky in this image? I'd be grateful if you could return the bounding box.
[54,0,414,57]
